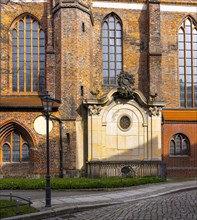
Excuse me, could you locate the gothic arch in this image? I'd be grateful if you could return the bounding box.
[9,12,43,30]
[0,119,37,149]
[102,12,122,26]
[178,15,197,108]
[102,12,123,85]
[178,15,197,30]
[169,133,190,156]
[9,13,46,93]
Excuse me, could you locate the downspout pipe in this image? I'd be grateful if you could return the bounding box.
[50,115,63,178]
[50,115,76,178]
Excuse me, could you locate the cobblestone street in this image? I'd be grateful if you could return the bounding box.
[46,189,197,220]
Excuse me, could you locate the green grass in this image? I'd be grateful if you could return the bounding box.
[0,177,165,190]
[0,177,165,218]
[0,200,37,218]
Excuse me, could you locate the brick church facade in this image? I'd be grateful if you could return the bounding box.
[0,0,196,178]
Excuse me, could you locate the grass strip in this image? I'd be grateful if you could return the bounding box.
[0,200,37,218]
[0,177,165,190]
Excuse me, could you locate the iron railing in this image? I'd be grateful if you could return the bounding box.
[0,192,32,214]
[87,160,166,178]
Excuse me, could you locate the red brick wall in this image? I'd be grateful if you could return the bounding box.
[163,123,197,177]
[0,0,197,178]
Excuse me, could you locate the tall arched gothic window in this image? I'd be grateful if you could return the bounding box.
[1,131,29,163]
[102,14,122,85]
[178,17,197,108]
[11,15,45,92]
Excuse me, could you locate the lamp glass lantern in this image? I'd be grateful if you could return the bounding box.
[41,94,54,113]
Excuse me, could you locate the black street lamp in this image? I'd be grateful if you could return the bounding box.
[41,92,60,207]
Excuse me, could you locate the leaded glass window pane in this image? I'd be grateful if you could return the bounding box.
[22,144,29,162]
[5,134,11,143]
[12,132,20,162]
[26,69,31,92]
[170,134,190,156]
[1,131,30,163]
[103,69,108,77]
[175,135,181,154]
[116,22,121,31]
[179,18,197,108]
[11,16,45,92]
[170,141,175,155]
[103,38,108,46]
[102,14,122,85]
[3,144,11,162]
[182,140,189,155]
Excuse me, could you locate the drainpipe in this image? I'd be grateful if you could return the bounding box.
[150,114,153,160]
[50,115,63,178]
[50,116,76,178]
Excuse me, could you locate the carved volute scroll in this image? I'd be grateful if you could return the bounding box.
[88,105,102,115]
[149,106,162,116]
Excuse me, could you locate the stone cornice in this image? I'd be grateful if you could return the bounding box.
[148,0,160,4]
[52,0,94,24]
[0,96,60,109]
[83,88,165,109]
[163,109,197,121]
[159,0,197,6]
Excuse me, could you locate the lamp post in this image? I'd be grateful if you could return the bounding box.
[41,92,60,207]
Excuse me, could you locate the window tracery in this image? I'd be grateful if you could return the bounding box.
[170,133,190,156]
[11,15,45,92]
[178,17,197,108]
[1,131,30,163]
[102,13,123,85]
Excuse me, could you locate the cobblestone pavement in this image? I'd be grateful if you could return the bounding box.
[43,189,197,220]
